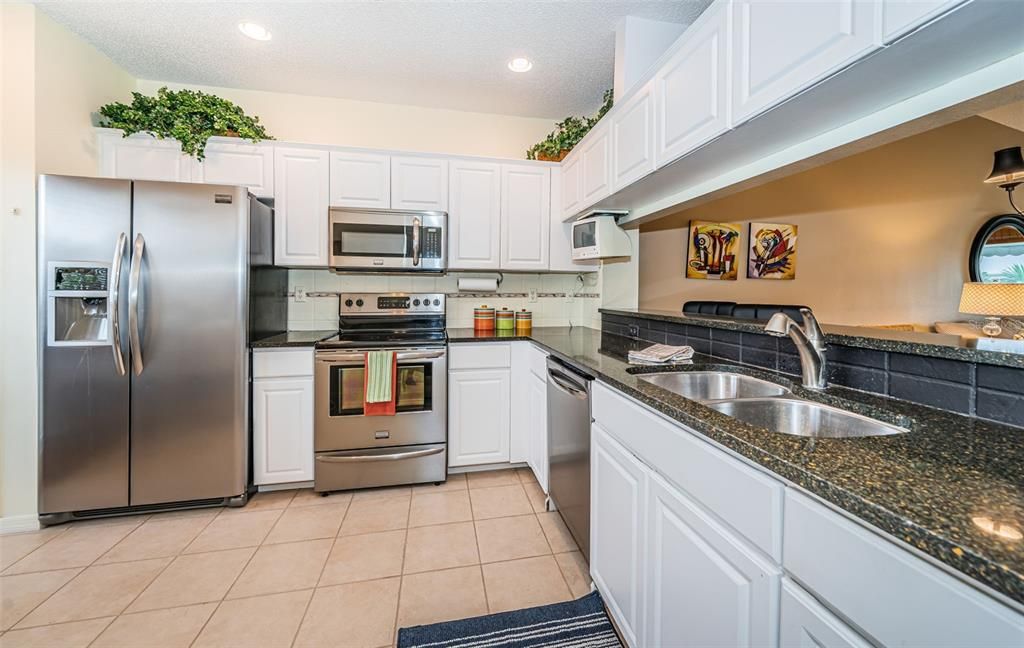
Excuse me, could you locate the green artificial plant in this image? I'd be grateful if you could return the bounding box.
[527,89,614,161]
[98,87,272,160]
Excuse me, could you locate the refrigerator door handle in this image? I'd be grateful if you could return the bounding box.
[128,233,146,376]
[109,232,128,376]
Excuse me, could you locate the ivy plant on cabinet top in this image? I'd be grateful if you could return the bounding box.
[98,87,273,160]
[526,89,613,162]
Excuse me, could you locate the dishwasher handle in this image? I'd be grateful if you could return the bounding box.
[547,367,589,400]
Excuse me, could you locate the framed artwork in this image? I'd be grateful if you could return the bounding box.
[748,222,798,280]
[686,221,741,280]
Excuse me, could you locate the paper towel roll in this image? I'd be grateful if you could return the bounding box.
[458,277,498,292]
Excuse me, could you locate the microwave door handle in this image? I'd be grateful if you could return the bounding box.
[128,233,145,376]
[109,232,128,376]
[412,217,421,266]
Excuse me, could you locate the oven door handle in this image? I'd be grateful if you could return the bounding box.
[315,446,444,463]
[316,349,446,363]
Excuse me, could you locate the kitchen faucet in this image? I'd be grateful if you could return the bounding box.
[764,308,827,390]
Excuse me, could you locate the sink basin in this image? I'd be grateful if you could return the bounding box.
[638,371,790,402]
[704,398,907,438]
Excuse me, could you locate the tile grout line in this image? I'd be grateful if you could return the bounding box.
[469,492,492,616]
[289,496,352,648]
[0,525,70,575]
[391,496,414,644]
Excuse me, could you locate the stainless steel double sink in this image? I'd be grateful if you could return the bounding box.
[638,371,906,439]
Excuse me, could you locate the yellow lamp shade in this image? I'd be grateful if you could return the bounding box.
[959,282,1024,316]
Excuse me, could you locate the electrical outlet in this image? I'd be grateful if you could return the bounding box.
[628,324,640,337]
[295,286,306,302]
[528,289,538,303]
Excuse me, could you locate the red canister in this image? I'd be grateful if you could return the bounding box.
[473,305,495,331]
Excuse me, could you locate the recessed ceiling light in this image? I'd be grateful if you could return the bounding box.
[507,57,533,73]
[238,22,272,41]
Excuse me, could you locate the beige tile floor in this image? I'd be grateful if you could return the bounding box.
[0,468,590,648]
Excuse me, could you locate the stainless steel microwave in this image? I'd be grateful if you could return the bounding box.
[329,208,446,272]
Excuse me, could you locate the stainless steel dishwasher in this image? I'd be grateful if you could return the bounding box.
[546,357,594,560]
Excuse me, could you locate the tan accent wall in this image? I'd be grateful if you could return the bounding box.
[638,117,1022,327]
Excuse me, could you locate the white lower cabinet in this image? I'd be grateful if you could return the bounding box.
[644,471,781,648]
[252,349,314,486]
[780,579,870,648]
[591,423,646,648]
[526,373,549,492]
[448,365,511,467]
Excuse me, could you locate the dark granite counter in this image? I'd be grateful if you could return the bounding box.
[251,330,336,348]
[448,326,1024,606]
[601,307,1024,369]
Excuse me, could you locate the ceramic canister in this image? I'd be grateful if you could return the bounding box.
[495,307,515,331]
[515,309,533,333]
[474,306,495,331]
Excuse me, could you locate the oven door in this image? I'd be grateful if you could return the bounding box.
[329,208,446,271]
[314,347,447,451]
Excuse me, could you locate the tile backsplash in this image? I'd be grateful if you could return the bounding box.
[287,270,602,330]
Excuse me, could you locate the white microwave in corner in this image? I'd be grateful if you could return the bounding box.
[571,212,632,260]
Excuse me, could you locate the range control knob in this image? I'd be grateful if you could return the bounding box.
[355,299,364,307]
[433,299,441,306]
[413,299,421,307]
[344,299,353,308]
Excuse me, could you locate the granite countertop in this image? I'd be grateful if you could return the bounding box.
[449,326,1024,605]
[600,307,1024,369]
[251,330,336,348]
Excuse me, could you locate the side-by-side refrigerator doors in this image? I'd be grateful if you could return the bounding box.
[38,175,132,514]
[128,181,249,505]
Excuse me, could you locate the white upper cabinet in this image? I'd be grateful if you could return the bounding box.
[655,0,732,168]
[560,152,584,219]
[329,150,391,208]
[98,131,193,182]
[273,147,329,267]
[448,160,502,270]
[391,156,449,211]
[580,121,612,208]
[611,80,656,192]
[193,140,274,197]
[549,167,594,272]
[500,164,550,270]
[732,0,879,124]
[880,0,965,43]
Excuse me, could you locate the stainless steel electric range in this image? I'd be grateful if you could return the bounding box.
[313,293,447,492]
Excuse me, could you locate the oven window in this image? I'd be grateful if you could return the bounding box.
[573,221,597,248]
[329,363,433,416]
[334,223,410,257]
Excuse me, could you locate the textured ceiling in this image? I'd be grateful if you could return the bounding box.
[36,0,713,119]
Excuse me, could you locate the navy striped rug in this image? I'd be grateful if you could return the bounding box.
[397,591,622,648]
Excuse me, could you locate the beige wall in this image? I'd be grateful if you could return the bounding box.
[135,80,555,159]
[1,5,135,523]
[638,117,1022,326]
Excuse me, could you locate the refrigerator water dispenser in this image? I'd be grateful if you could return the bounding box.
[47,262,111,346]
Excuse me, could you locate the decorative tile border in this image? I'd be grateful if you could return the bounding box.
[292,291,600,299]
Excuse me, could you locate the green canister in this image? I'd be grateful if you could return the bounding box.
[495,307,515,331]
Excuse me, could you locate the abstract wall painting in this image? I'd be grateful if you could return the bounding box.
[748,222,798,280]
[686,221,741,280]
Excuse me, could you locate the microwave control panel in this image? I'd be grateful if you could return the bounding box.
[420,227,443,259]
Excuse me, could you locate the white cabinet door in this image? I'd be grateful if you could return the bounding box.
[253,377,314,485]
[655,0,731,168]
[500,164,550,270]
[880,0,964,43]
[527,373,549,493]
[97,132,193,182]
[644,471,781,648]
[391,156,449,211]
[509,343,530,464]
[274,147,329,267]
[448,160,501,270]
[193,140,274,196]
[780,579,871,648]
[580,122,612,208]
[611,81,655,192]
[732,0,878,123]
[329,150,391,208]
[560,151,583,219]
[591,423,646,647]
[448,369,510,466]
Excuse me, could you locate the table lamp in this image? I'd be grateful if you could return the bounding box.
[959,282,1024,337]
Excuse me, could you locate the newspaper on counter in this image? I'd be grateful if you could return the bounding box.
[628,343,695,365]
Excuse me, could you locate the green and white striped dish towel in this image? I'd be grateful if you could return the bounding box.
[365,350,394,403]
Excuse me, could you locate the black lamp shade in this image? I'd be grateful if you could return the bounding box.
[985,146,1024,186]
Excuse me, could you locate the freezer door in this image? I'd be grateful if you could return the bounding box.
[38,175,132,514]
[129,181,249,505]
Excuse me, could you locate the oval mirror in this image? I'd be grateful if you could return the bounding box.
[970,214,1024,283]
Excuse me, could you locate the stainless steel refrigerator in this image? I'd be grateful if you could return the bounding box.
[37,175,286,525]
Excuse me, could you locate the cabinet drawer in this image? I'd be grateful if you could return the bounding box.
[593,383,783,561]
[528,344,549,380]
[449,343,511,370]
[252,349,314,378]
[784,490,1024,647]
